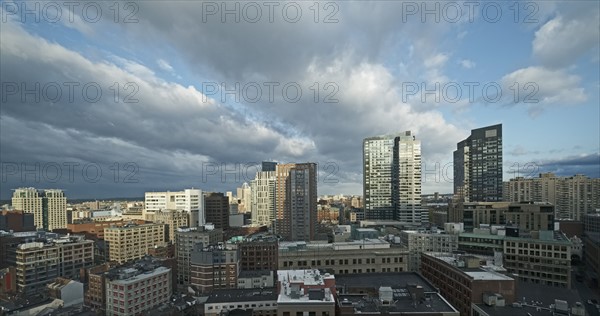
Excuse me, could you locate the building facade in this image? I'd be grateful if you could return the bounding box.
[15,235,94,295]
[104,223,166,264]
[205,193,230,230]
[399,230,459,271]
[421,252,515,316]
[279,240,408,274]
[175,226,223,287]
[105,262,172,316]
[190,243,240,294]
[250,169,276,227]
[154,209,189,242]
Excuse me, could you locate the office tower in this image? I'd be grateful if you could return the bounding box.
[504,173,600,220]
[204,193,230,230]
[154,209,189,242]
[275,163,317,241]
[105,259,172,316]
[454,124,503,202]
[11,188,67,231]
[144,189,204,226]
[104,223,166,264]
[175,226,223,287]
[250,168,276,227]
[400,230,458,272]
[363,131,424,224]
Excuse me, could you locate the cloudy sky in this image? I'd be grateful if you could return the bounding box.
[1,1,599,199]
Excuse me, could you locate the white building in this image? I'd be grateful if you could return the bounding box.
[250,170,276,227]
[145,189,204,226]
[236,182,252,213]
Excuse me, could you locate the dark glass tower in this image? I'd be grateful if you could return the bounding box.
[454,124,503,202]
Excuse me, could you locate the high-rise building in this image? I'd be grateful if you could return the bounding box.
[104,223,166,264]
[250,169,276,227]
[453,124,503,202]
[11,187,67,231]
[144,189,203,226]
[204,193,230,230]
[504,173,600,220]
[363,131,424,224]
[275,163,318,241]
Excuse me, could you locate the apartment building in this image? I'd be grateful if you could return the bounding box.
[104,223,166,264]
[11,187,67,231]
[190,243,239,294]
[145,189,203,226]
[105,259,172,316]
[276,269,336,316]
[15,235,94,295]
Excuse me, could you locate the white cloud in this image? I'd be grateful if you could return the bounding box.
[157,59,174,72]
[501,66,587,116]
[424,53,449,69]
[460,59,475,69]
[533,12,600,68]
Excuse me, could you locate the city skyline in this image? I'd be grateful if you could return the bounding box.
[1,1,599,199]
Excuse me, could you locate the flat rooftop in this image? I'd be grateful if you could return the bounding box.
[335,272,458,314]
[279,238,390,251]
[474,282,585,316]
[335,272,436,293]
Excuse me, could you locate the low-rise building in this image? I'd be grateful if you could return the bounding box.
[420,252,516,316]
[335,272,460,315]
[276,269,336,316]
[15,234,94,295]
[237,270,275,289]
[279,239,408,274]
[47,277,84,307]
[204,288,278,316]
[105,258,172,316]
